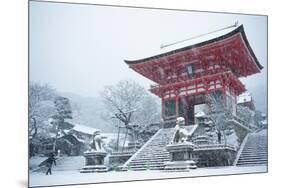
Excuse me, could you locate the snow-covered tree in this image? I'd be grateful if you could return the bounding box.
[51,96,74,152]
[237,105,255,127]
[100,80,160,151]
[29,82,57,138]
[133,94,161,127]
[131,95,161,145]
[205,91,233,144]
[254,110,266,128]
[29,82,57,156]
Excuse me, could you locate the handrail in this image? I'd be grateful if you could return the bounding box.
[229,119,252,133]
[233,133,249,166]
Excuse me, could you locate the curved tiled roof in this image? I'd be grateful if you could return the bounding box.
[124,25,263,70]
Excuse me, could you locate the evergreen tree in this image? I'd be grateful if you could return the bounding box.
[51,96,74,152]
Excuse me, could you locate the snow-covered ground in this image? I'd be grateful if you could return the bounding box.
[29,165,267,187]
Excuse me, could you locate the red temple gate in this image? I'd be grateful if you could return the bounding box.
[125,25,263,127]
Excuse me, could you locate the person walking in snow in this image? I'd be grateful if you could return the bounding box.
[45,152,57,175]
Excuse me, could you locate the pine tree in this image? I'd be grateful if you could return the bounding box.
[51,96,74,152]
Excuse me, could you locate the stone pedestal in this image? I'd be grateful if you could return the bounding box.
[108,151,135,171]
[164,142,197,171]
[80,150,108,173]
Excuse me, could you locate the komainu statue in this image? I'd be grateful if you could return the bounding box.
[90,131,107,151]
[173,117,191,143]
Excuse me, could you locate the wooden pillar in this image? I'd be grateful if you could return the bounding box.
[221,78,227,108]
[161,97,165,120]
[233,93,237,116]
[175,94,179,118]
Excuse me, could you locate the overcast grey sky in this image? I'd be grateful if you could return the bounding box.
[30,1,267,112]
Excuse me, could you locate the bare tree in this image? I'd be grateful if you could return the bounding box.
[134,95,161,127]
[132,95,161,145]
[100,80,160,151]
[29,82,57,139]
[29,82,57,156]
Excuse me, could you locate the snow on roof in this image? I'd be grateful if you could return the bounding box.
[261,120,267,125]
[195,111,206,118]
[72,123,100,135]
[95,133,130,147]
[237,92,252,104]
[71,134,87,143]
[125,24,240,62]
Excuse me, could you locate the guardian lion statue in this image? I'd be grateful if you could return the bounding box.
[90,131,107,151]
[173,117,191,143]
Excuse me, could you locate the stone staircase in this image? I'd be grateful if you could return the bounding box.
[235,129,267,166]
[123,128,176,171]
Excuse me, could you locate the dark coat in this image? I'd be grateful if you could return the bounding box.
[45,156,56,168]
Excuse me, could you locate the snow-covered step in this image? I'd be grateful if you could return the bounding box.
[239,152,267,156]
[238,157,268,161]
[242,147,267,150]
[241,149,267,153]
[132,157,170,161]
[237,158,267,162]
[237,162,267,166]
[242,145,267,148]
[135,154,170,158]
[240,153,268,157]
[138,150,169,153]
[136,152,170,155]
[237,161,267,166]
[128,163,166,168]
[131,157,170,161]
[237,160,267,163]
[141,151,169,154]
[130,160,169,165]
[127,166,165,171]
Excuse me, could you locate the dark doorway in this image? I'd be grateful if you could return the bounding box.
[179,94,206,125]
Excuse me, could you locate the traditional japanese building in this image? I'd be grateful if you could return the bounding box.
[124,25,263,127]
[237,92,255,111]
